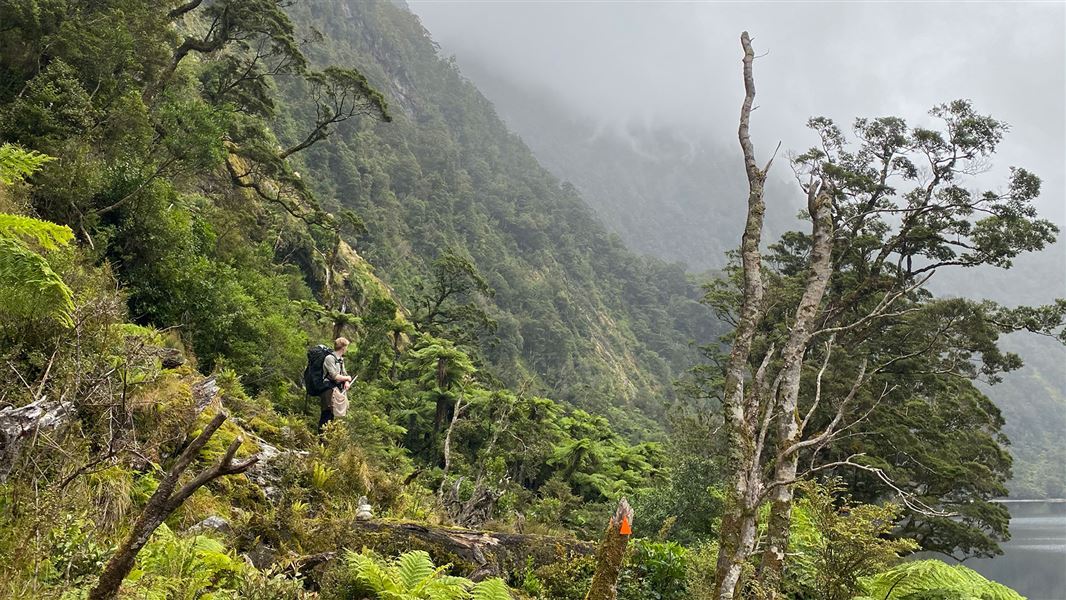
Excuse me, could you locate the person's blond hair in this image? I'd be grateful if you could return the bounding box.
[334,337,350,351]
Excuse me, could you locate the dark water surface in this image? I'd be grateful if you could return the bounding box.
[965,501,1066,600]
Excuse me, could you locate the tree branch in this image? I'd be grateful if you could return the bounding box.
[88,411,257,600]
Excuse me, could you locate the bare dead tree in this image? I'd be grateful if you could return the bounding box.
[712,31,776,600]
[438,390,468,498]
[88,411,258,600]
[758,176,834,589]
[440,397,514,527]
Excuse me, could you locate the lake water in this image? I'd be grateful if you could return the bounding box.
[964,501,1066,600]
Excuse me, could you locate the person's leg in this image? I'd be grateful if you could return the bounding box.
[318,389,335,434]
[318,406,334,433]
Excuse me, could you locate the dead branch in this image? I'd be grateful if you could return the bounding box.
[798,338,834,434]
[782,359,868,459]
[792,453,951,517]
[88,411,258,600]
[814,272,934,338]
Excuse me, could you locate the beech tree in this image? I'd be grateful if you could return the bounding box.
[710,32,1064,600]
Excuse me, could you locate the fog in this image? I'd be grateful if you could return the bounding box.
[409,1,1065,298]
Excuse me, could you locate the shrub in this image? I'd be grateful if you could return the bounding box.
[618,539,688,600]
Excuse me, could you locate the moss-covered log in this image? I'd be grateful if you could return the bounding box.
[303,520,595,584]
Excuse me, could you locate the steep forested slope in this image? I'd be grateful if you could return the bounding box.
[0,2,1046,597]
[276,0,722,431]
[981,334,1066,497]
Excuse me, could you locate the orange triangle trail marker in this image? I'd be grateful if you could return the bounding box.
[619,515,632,535]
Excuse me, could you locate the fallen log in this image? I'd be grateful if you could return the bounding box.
[297,519,595,584]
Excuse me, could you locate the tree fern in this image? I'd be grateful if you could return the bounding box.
[0,213,73,250]
[0,147,76,327]
[856,560,1025,600]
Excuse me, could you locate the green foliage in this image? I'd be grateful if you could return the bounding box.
[0,2,694,598]
[44,514,112,587]
[305,65,392,124]
[0,143,55,185]
[0,151,74,328]
[0,212,75,327]
[682,541,718,600]
[125,524,243,599]
[527,556,596,600]
[342,549,512,600]
[281,0,720,431]
[411,250,496,346]
[785,480,918,600]
[855,560,1024,600]
[0,212,74,252]
[993,333,1066,498]
[618,539,688,600]
[698,96,1062,558]
[631,413,725,544]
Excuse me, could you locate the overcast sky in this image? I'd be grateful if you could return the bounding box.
[408,1,1065,298]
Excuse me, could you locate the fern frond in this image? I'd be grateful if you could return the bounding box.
[857,560,1024,600]
[470,577,513,600]
[420,578,468,600]
[343,549,506,599]
[0,213,74,250]
[0,143,54,185]
[397,550,436,590]
[0,236,74,327]
[409,564,453,596]
[345,549,400,595]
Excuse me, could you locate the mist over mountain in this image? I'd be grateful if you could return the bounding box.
[452,60,801,272]
[410,1,1066,294]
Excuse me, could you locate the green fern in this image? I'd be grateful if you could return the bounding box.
[344,549,512,600]
[126,524,244,600]
[855,560,1025,600]
[470,578,512,600]
[0,234,74,327]
[0,213,75,327]
[0,143,54,185]
[398,551,440,591]
[0,144,75,327]
[0,213,74,249]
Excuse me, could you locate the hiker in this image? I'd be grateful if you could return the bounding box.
[305,337,354,432]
